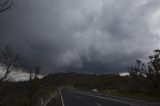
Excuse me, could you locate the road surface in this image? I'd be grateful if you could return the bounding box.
[60,88,160,106]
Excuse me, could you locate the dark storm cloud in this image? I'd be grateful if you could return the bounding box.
[0,0,160,73]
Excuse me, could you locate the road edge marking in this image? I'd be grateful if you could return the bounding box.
[96,103,103,106]
[77,92,147,106]
[60,90,65,106]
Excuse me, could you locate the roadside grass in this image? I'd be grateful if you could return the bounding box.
[1,86,58,106]
[101,89,160,102]
[74,87,160,102]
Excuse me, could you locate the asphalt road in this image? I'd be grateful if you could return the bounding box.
[60,88,160,106]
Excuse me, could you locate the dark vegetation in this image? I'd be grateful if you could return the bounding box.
[0,66,57,106]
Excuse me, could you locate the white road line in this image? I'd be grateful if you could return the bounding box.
[77,92,147,106]
[60,90,65,106]
[43,95,54,106]
[96,103,103,106]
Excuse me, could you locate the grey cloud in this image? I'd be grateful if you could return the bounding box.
[0,0,160,73]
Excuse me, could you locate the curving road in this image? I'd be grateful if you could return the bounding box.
[60,88,160,106]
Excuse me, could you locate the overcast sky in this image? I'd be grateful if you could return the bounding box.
[0,0,160,73]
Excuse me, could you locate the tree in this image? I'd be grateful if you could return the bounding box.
[128,49,160,91]
[0,46,23,105]
[0,0,13,13]
[0,46,23,82]
[147,50,160,89]
[28,66,41,106]
[128,60,146,78]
